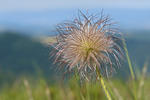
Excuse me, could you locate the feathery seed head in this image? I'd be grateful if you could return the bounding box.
[51,10,123,79]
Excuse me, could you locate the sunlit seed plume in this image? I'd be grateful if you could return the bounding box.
[51,10,123,79]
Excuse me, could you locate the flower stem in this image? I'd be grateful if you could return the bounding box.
[123,38,135,80]
[96,66,112,100]
[123,38,137,100]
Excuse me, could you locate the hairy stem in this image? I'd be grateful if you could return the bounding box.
[96,66,112,100]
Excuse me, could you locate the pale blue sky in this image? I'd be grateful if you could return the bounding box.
[0,0,150,35]
[0,0,150,12]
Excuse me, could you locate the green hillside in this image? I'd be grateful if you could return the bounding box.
[0,32,57,85]
[0,31,150,85]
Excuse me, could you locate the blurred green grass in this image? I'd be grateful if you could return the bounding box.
[0,75,150,100]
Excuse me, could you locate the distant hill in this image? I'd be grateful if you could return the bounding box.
[115,31,150,78]
[0,32,58,85]
[0,31,150,85]
[126,32,150,66]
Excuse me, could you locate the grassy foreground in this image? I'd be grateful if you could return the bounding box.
[0,68,150,100]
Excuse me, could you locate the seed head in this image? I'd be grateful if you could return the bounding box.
[51,10,123,79]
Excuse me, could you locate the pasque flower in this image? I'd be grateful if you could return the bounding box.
[51,11,123,79]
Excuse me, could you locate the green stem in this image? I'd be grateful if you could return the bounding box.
[123,38,135,80]
[123,38,137,100]
[96,66,112,100]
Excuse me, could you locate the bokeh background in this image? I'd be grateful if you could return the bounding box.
[0,0,150,85]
